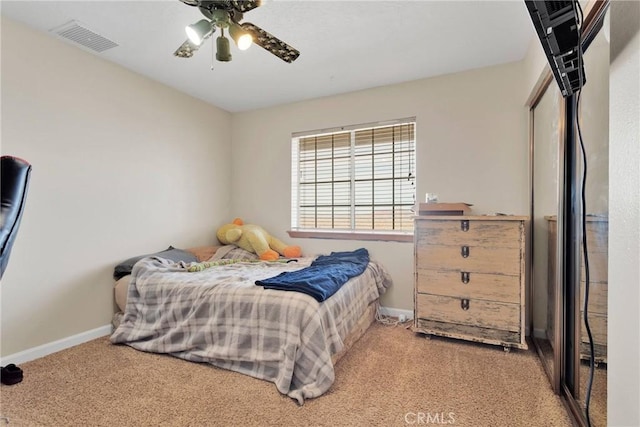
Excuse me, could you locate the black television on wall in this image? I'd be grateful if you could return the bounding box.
[525,0,586,97]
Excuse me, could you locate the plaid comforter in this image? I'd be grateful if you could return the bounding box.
[110,256,391,404]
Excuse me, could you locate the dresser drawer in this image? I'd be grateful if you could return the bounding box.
[416,294,520,332]
[548,220,608,283]
[416,244,522,276]
[585,221,608,252]
[580,281,607,315]
[581,311,607,346]
[416,319,522,347]
[416,269,520,304]
[580,249,608,284]
[415,219,522,248]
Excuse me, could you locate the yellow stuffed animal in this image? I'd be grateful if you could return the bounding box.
[216,218,302,261]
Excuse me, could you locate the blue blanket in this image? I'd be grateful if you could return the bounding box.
[255,248,370,302]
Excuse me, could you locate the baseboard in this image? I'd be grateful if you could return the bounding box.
[1,324,112,366]
[378,306,413,320]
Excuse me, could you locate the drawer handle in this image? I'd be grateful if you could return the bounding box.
[461,299,470,310]
[461,246,470,258]
[461,272,470,284]
[461,220,469,232]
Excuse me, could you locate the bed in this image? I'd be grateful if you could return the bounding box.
[110,246,392,404]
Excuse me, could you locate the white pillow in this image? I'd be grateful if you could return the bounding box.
[114,274,131,312]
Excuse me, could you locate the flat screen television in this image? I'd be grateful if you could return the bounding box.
[525,0,586,96]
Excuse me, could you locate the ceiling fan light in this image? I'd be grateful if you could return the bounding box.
[216,35,232,62]
[237,34,253,51]
[185,19,212,46]
[229,22,253,51]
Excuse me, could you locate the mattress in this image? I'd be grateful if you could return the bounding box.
[111,255,391,404]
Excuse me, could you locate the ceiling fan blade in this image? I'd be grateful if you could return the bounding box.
[178,0,200,6]
[231,0,261,13]
[241,22,300,63]
[173,39,201,58]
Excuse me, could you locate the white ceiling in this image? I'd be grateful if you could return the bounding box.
[1,1,535,112]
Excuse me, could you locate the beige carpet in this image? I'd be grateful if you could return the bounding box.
[0,323,572,426]
[536,337,607,427]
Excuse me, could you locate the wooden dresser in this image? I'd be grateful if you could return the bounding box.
[414,216,528,350]
[546,216,608,363]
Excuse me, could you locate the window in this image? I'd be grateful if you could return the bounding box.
[291,118,416,240]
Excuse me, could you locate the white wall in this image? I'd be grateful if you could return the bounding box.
[231,61,529,311]
[0,17,232,356]
[522,36,549,103]
[608,1,640,425]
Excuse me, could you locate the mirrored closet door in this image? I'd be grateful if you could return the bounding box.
[530,77,562,392]
[528,2,609,426]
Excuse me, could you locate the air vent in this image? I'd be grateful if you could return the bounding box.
[50,20,118,53]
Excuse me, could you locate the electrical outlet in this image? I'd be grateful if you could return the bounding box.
[398,314,407,322]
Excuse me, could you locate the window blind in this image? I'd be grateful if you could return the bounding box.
[292,120,416,233]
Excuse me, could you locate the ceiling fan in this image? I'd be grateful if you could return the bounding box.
[174,0,300,63]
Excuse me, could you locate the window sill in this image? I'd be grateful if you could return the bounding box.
[287,229,413,242]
